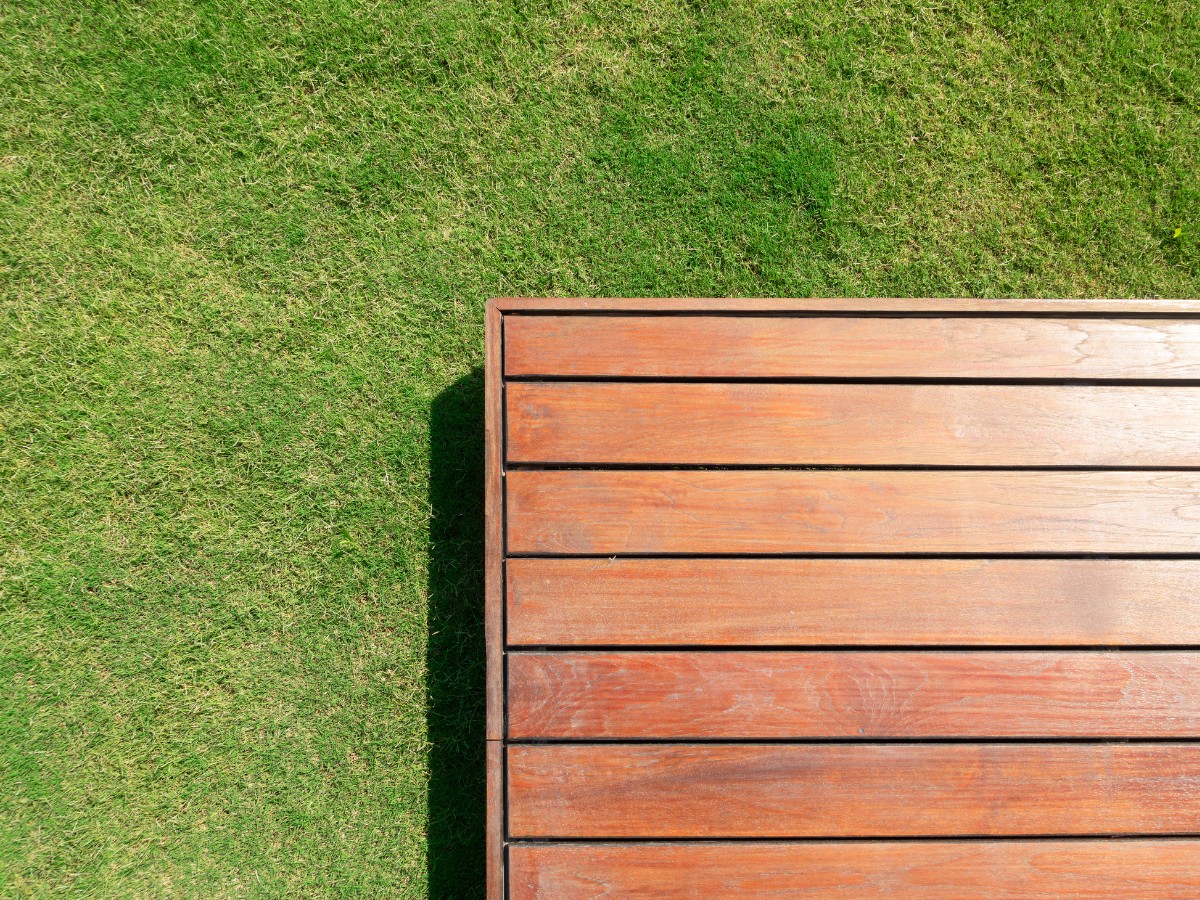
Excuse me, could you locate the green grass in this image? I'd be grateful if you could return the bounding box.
[0,0,1197,895]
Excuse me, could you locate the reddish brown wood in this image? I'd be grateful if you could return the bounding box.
[484,301,505,899]
[507,382,1200,466]
[508,840,1200,899]
[507,470,1200,555]
[495,297,1200,313]
[505,315,1200,378]
[486,741,504,898]
[508,651,1200,739]
[490,300,1200,895]
[507,558,1200,646]
[485,299,504,740]
[507,743,1200,838]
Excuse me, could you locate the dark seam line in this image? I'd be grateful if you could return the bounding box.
[504,834,1200,844]
[506,737,1200,746]
[499,313,510,856]
[500,316,508,745]
[504,463,1200,471]
[503,552,1200,560]
[502,743,509,864]
[505,374,1200,385]
[504,645,1200,653]
[503,310,1200,320]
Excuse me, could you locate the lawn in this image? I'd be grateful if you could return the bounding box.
[0,0,1197,896]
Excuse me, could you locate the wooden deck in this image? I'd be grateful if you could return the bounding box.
[485,298,1200,898]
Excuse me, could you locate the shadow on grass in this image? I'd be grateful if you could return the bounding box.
[427,369,487,898]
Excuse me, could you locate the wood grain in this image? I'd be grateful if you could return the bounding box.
[505,315,1200,379]
[507,743,1200,838]
[485,299,504,740]
[484,302,505,899]
[506,558,1200,646]
[506,470,1200,554]
[495,297,1200,314]
[508,651,1200,739]
[508,840,1200,899]
[493,300,1200,884]
[486,740,504,899]
[507,382,1200,466]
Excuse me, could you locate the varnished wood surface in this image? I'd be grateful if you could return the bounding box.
[508,840,1200,899]
[485,300,504,739]
[508,651,1200,738]
[507,558,1200,646]
[495,297,1200,314]
[486,741,504,897]
[507,470,1200,555]
[505,315,1200,379]
[507,743,1200,838]
[491,300,1200,896]
[507,382,1200,466]
[484,302,505,897]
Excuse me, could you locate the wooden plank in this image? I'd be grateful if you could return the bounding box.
[508,382,1200,466]
[495,297,1200,314]
[507,743,1200,838]
[485,299,504,740]
[486,741,504,900]
[506,470,1200,555]
[485,302,505,898]
[505,315,1200,379]
[508,651,1200,739]
[507,558,1200,646]
[508,840,1200,899]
